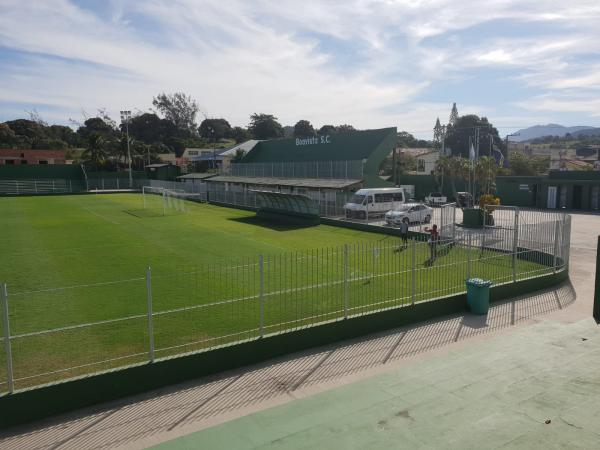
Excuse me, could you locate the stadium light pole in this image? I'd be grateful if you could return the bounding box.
[120,110,133,188]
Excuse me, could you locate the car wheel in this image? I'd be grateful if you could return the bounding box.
[424,214,431,223]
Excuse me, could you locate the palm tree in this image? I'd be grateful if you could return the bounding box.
[434,155,450,192]
[82,133,107,170]
[447,156,469,206]
[474,156,498,195]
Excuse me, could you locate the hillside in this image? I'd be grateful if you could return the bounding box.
[512,124,595,142]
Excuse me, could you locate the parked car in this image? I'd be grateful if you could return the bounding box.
[425,192,447,206]
[344,187,406,219]
[455,192,474,208]
[385,203,433,226]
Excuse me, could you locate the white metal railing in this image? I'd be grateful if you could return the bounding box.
[0,211,570,393]
[223,160,364,179]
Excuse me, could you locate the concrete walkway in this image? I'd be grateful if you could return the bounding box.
[0,213,597,449]
[155,317,600,450]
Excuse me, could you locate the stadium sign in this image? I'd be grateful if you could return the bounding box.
[295,135,331,146]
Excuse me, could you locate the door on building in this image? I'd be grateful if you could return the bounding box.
[559,186,568,208]
[531,184,538,207]
[591,186,599,211]
[572,185,582,209]
[547,186,557,209]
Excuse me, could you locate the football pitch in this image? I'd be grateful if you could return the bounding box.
[0,194,551,389]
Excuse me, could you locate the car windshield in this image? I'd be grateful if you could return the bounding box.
[395,205,412,212]
[349,194,366,204]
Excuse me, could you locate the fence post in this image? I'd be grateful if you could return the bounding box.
[467,233,472,281]
[512,209,519,283]
[259,255,265,337]
[411,239,416,305]
[593,236,600,323]
[52,179,55,193]
[145,267,155,363]
[34,180,38,194]
[344,244,349,318]
[1,283,14,394]
[553,219,560,273]
[117,178,120,190]
[69,179,72,193]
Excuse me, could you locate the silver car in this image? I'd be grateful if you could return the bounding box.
[385,203,433,226]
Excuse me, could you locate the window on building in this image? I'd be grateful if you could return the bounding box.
[38,160,48,164]
[188,151,199,156]
[20,153,25,158]
[5,159,15,165]
[20,160,27,164]
[417,159,425,172]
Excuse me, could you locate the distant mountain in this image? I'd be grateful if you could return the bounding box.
[511,124,595,142]
[570,127,600,138]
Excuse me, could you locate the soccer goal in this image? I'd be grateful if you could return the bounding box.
[142,186,188,215]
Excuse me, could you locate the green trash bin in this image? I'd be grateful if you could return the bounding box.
[466,278,493,315]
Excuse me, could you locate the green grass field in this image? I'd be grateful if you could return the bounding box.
[0,194,551,390]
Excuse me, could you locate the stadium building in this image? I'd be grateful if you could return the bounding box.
[204,127,398,201]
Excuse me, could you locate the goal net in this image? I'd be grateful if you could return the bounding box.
[142,186,193,215]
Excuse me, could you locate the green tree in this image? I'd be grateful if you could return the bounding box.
[397,131,434,148]
[474,156,498,195]
[232,149,246,162]
[336,124,356,133]
[0,123,18,148]
[507,152,550,175]
[248,113,283,139]
[82,134,108,170]
[433,117,445,150]
[152,92,199,135]
[445,115,504,158]
[319,125,336,135]
[293,120,316,138]
[127,113,179,147]
[199,118,232,141]
[231,126,251,143]
[449,102,458,127]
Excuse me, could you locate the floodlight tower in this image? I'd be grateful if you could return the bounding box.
[120,110,133,188]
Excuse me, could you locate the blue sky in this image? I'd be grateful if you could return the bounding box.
[1,0,600,138]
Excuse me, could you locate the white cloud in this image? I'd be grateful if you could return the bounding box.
[1,0,600,134]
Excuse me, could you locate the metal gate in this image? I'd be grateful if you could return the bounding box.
[439,202,456,241]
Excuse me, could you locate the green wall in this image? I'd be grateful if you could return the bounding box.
[87,170,146,179]
[0,268,568,428]
[0,164,85,180]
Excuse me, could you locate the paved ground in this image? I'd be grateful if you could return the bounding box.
[157,317,600,450]
[0,212,597,449]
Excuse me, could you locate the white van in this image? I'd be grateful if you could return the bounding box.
[344,188,406,219]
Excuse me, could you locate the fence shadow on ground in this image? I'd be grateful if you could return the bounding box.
[0,281,576,450]
[228,215,318,231]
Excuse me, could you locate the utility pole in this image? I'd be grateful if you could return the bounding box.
[120,110,133,188]
[504,132,520,162]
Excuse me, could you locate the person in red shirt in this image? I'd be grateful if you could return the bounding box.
[424,224,440,261]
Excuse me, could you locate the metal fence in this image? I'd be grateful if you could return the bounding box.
[0,179,87,195]
[0,210,570,393]
[223,160,364,179]
[86,178,147,190]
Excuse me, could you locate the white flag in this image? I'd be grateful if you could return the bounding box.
[469,142,476,161]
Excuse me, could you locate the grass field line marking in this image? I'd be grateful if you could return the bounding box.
[11,312,147,339]
[154,328,260,354]
[11,277,146,296]
[81,206,121,225]
[8,261,559,340]
[13,350,149,384]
